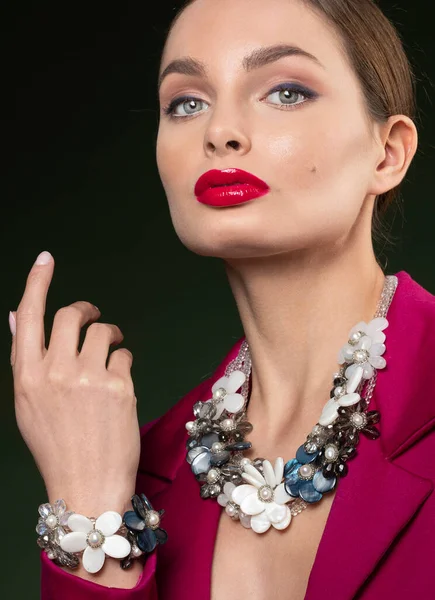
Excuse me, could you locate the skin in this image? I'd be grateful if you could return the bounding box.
[10,0,418,593]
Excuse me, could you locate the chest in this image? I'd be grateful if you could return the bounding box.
[211,491,336,600]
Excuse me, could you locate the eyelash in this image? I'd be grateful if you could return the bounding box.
[162,83,317,120]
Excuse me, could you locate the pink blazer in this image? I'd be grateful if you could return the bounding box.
[41,270,435,599]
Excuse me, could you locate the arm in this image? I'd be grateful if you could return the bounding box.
[9,253,159,598]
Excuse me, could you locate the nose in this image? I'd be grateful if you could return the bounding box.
[204,120,251,158]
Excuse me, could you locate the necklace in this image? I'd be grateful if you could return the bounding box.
[185,275,398,533]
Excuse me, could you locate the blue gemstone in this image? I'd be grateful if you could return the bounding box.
[137,528,157,553]
[313,470,336,493]
[298,481,323,503]
[141,494,154,512]
[187,445,209,464]
[225,442,252,451]
[284,480,300,498]
[284,465,300,485]
[124,510,145,532]
[284,458,299,477]
[155,528,168,545]
[191,451,212,476]
[296,444,319,464]
[211,450,230,466]
[201,432,220,448]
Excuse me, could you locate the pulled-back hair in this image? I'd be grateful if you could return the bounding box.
[164,0,418,251]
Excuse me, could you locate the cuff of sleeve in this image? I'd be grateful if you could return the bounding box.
[40,550,158,599]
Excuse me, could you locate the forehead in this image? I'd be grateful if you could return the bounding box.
[161,0,348,75]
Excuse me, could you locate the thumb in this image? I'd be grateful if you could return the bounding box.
[9,310,16,367]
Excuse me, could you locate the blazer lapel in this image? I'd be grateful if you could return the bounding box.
[306,270,435,598]
[139,271,435,599]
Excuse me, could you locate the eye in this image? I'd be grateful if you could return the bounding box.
[163,97,209,118]
[264,84,317,108]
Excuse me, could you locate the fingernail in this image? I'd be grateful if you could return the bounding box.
[9,311,16,336]
[35,251,53,266]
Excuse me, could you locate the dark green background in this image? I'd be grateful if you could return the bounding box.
[2,0,435,596]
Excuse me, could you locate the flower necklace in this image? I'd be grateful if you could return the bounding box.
[185,275,398,534]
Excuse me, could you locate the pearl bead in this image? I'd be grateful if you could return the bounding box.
[147,511,160,528]
[45,514,58,529]
[211,442,224,453]
[299,464,313,479]
[222,418,235,431]
[240,457,252,467]
[353,349,368,363]
[349,331,362,344]
[225,503,238,517]
[185,421,194,431]
[213,387,226,401]
[259,486,273,501]
[88,531,103,548]
[325,444,338,461]
[351,413,366,428]
[47,550,55,560]
[132,545,143,557]
[207,468,220,483]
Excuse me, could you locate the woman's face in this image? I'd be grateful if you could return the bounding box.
[156,0,385,259]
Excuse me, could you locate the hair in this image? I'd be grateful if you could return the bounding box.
[163,0,418,256]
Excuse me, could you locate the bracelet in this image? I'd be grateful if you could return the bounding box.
[36,494,168,573]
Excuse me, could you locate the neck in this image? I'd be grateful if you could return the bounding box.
[224,242,385,452]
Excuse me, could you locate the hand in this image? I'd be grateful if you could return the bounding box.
[10,251,140,515]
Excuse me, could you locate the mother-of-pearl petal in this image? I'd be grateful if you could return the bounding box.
[102,534,131,558]
[243,464,266,485]
[346,366,363,393]
[369,355,386,369]
[67,514,93,533]
[250,511,271,534]
[232,484,257,506]
[82,546,106,574]
[96,511,122,537]
[274,482,292,505]
[226,370,246,393]
[274,457,284,485]
[240,493,266,516]
[262,460,276,488]
[319,398,338,426]
[367,317,388,333]
[242,473,264,488]
[338,392,360,407]
[271,506,292,530]
[212,375,228,394]
[265,502,287,524]
[60,531,87,553]
[223,482,236,497]
[362,363,374,378]
[223,393,244,414]
[359,336,372,351]
[370,343,386,357]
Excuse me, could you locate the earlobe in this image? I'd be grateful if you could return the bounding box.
[369,115,418,196]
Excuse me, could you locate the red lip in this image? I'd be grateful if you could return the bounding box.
[194,168,270,207]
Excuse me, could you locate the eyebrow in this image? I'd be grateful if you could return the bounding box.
[158,44,325,90]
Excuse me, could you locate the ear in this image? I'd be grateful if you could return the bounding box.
[368,114,418,196]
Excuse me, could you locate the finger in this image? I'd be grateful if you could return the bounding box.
[79,322,124,368]
[107,347,133,377]
[9,311,17,367]
[47,301,101,358]
[15,251,55,365]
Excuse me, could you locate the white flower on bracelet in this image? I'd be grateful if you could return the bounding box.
[60,511,131,573]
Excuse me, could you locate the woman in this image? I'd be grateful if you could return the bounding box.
[10,0,434,598]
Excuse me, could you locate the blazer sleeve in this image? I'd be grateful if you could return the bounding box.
[40,550,158,599]
[40,419,161,599]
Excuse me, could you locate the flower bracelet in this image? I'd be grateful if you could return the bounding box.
[36,494,168,573]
